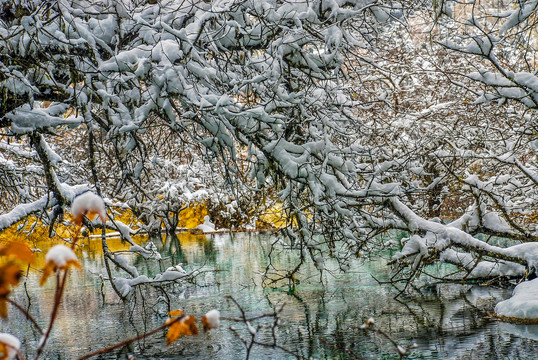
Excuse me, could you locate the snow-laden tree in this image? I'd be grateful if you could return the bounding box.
[0,1,399,237]
[1,0,538,292]
[387,0,538,285]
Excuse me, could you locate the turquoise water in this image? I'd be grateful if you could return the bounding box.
[3,232,538,359]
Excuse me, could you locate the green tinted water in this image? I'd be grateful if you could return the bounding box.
[3,232,538,359]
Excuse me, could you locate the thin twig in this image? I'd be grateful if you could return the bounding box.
[74,317,180,360]
[319,337,365,360]
[7,299,43,334]
[361,324,411,360]
[33,270,68,360]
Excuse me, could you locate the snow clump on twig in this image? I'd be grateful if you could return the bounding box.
[202,309,220,331]
[45,245,79,268]
[71,192,106,225]
[40,245,82,285]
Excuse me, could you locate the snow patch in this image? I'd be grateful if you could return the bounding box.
[71,192,106,224]
[113,270,190,297]
[45,245,78,268]
[196,215,216,232]
[203,309,220,330]
[495,278,538,320]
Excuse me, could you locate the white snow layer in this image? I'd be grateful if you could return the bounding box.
[495,278,538,320]
[71,192,106,223]
[195,215,216,232]
[113,269,190,297]
[166,263,186,273]
[500,0,538,35]
[45,244,78,267]
[0,333,21,360]
[204,309,220,329]
[391,198,538,278]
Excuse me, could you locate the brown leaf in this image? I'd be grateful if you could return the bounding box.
[201,310,220,332]
[39,262,56,287]
[0,242,33,264]
[201,315,210,332]
[183,315,198,336]
[0,263,22,318]
[165,315,198,345]
[0,264,21,288]
[0,299,7,319]
[72,214,84,226]
[65,259,82,270]
[0,343,7,360]
[39,258,82,286]
[168,310,184,317]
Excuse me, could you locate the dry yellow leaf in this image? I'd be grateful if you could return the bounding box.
[39,259,81,286]
[0,343,7,360]
[168,310,184,317]
[0,263,22,318]
[0,242,33,264]
[201,315,209,332]
[166,315,198,345]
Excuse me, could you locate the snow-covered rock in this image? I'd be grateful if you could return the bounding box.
[195,215,216,232]
[495,278,538,320]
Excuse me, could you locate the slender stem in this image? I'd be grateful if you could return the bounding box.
[74,317,180,360]
[70,228,79,250]
[7,299,43,334]
[319,338,364,360]
[363,326,407,359]
[33,270,69,360]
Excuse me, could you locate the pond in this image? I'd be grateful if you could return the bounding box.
[3,232,538,359]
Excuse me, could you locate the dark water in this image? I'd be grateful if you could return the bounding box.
[3,232,538,359]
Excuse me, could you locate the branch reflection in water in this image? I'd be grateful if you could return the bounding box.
[2,232,538,359]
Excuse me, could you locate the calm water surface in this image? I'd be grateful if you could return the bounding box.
[3,232,538,359]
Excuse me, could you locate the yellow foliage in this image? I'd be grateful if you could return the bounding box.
[168,310,184,317]
[111,209,139,229]
[0,263,22,318]
[0,220,52,248]
[166,314,198,345]
[39,258,81,286]
[258,202,288,229]
[0,342,12,360]
[177,203,208,229]
[0,241,33,318]
[0,242,33,264]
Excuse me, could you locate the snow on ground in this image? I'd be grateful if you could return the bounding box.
[495,278,538,320]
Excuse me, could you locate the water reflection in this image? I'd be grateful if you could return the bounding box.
[2,232,538,359]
